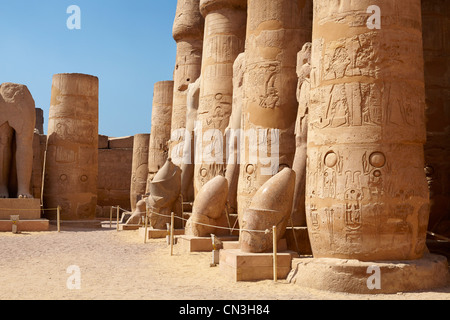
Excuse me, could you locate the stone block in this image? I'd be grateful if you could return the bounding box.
[219,249,298,282]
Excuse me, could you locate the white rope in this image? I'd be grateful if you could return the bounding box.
[119,206,272,234]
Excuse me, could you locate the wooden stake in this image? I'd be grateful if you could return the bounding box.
[170,212,175,256]
[273,226,278,283]
[110,206,113,228]
[144,208,149,244]
[57,206,61,233]
[116,206,120,231]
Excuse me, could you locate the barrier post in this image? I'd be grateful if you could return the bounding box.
[116,206,120,231]
[273,226,278,283]
[170,212,175,256]
[57,206,61,233]
[144,207,149,244]
[110,206,113,228]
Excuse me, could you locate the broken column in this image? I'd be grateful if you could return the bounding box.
[289,0,449,293]
[237,0,312,225]
[130,133,150,211]
[169,0,204,166]
[44,73,99,221]
[147,81,174,189]
[193,0,247,194]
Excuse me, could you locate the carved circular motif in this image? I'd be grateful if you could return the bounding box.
[369,152,386,168]
[246,164,255,175]
[324,152,338,168]
[80,175,88,182]
[60,174,67,182]
[215,93,223,101]
[373,170,382,178]
[200,168,208,178]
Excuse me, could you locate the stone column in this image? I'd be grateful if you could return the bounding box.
[44,73,99,220]
[147,81,174,189]
[169,0,204,167]
[193,0,247,195]
[130,133,150,211]
[237,0,312,225]
[422,0,450,234]
[306,0,429,261]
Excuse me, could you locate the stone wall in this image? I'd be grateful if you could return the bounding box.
[96,136,134,218]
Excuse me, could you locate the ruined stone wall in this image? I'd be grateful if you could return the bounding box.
[97,136,133,218]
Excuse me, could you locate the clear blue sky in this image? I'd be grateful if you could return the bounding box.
[0,0,178,137]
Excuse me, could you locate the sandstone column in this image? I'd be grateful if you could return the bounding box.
[422,0,450,234]
[146,81,174,189]
[130,133,150,211]
[237,0,312,225]
[193,0,247,195]
[169,0,204,168]
[306,0,429,261]
[44,73,99,220]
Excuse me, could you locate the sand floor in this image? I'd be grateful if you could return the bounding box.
[0,224,449,301]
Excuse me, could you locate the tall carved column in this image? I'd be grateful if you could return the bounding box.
[169,0,204,167]
[306,0,429,261]
[193,0,247,195]
[288,0,449,295]
[130,133,150,211]
[237,0,312,225]
[44,73,98,220]
[422,0,450,235]
[147,81,174,189]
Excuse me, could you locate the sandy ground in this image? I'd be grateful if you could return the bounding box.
[0,223,449,301]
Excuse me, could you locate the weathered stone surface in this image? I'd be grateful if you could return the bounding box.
[169,0,204,165]
[240,168,296,253]
[237,0,313,225]
[422,0,450,237]
[180,77,201,203]
[147,81,174,189]
[0,83,36,199]
[98,134,109,149]
[193,0,247,195]
[35,108,44,134]
[145,158,182,229]
[31,132,46,200]
[130,134,150,211]
[185,175,230,237]
[97,148,133,214]
[108,136,134,149]
[44,73,99,220]
[225,52,245,215]
[291,43,312,227]
[288,254,450,294]
[305,0,429,261]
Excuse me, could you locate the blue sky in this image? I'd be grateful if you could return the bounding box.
[0,0,178,137]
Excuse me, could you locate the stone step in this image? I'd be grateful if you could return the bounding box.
[0,219,49,232]
[0,199,42,220]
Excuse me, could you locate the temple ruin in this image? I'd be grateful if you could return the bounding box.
[1,0,449,296]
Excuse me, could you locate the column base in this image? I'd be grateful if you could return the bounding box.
[288,253,450,294]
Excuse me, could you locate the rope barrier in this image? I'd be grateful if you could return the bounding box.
[118,206,272,234]
[0,207,59,211]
